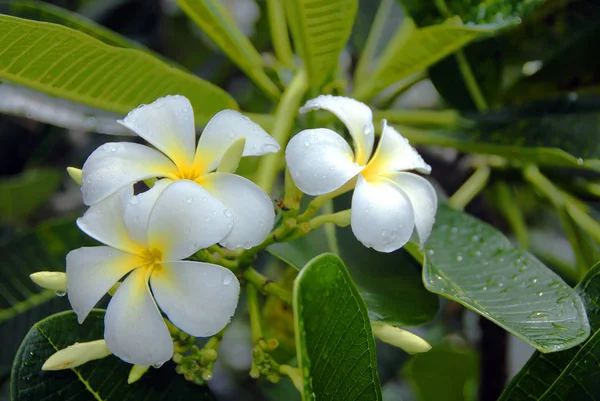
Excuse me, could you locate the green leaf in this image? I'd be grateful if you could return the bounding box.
[176,0,280,100]
[399,0,545,28]
[0,0,144,48]
[0,169,61,223]
[268,225,439,326]
[293,253,382,401]
[353,17,495,100]
[404,346,478,401]
[10,310,215,400]
[286,0,358,89]
[0,15,237,124]
[0,219,94,369]
[423,204,590,352]
[499,261,600,400]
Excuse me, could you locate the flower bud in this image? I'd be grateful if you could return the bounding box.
[30,271,67,293]
[127,364,150,384]
[66,167,82,185]
[42,339,112,371]
[217,137,246,173]
[371,323,431,354]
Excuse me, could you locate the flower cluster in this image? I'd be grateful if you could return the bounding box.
[64,95,280,366]
[37,94,436,371]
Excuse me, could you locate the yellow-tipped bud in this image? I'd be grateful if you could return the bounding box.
[42,339,112,371]
[30,271,67,293]
[66,167,82,185]
[371,323,431,354]
[217,137,246,173]
[127,364,150,384]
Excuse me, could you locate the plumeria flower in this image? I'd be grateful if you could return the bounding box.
[285,95,437,253]
[67,180,240,366]
[81,95,279,249]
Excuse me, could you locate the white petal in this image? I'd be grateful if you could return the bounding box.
[194,110,280,174]
[77,187,143,254]
[386,172,437,247]
[351,175,415,253]
[201,173,275,249]
[66,246,142,324]
[365,120,431,177]
[123,179,172,246]
[118,95,196,171]
[147,180,232,260]
[300,95,374,165]
[285,128,363,196]
[81,142,179,205]
[104,268,173,366]
[151,261,240,337]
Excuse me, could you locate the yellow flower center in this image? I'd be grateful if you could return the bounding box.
[140,248,163,273]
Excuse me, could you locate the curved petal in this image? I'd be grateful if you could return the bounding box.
[118,95,196,171]
[77,187,144,254]
[147,180,232,260]
[124,179,173,247]
[386,172,437,247]
[66,246,143,324]
[351,175,415,253]
[104,268,173,366]
[364,120,431,178]
[194,110,280,174]
[81,142,179,205]
[201,173,275,249]
[285,128,362,196]
[151,261,240,337]
[300,95,374,165]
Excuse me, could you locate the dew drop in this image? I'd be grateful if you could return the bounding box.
[304,141,310,147]
[184,228,191,234]
[55,291,66,297]
[536,291,544,297]
[224,209,232,217]
[451,227,458,234]
[222,273,232,286]
[577,158,584,165]
[475,251,481,257]
[129,197,140,205]
[153,362,164,369]
[186,196,193,203]
[427,250,434,256]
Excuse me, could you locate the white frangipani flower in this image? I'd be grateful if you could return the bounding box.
[285,95,437,253]
[67,180,240,366]
[81,95,279,249]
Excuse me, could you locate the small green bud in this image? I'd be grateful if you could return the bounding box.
[66,167,82,185]
[127,365,150,384]
[30,271,67,293]
[371,323,431,354]
[42,340,111,371]
[201,370,213,382]
[172,353,183,363]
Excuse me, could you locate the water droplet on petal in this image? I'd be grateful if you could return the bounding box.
[224,209,232,218]
[55,291,66,297]
[129,197,140,205]
[186,197,193,203]
[222,273,232,286]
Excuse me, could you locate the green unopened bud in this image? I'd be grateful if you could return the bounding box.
[372,323,431,354]
[42,339,111,371]
[30,271,67,293]
[201,370,213,382]
[66,167,82,185]
[217,137,246,173]
[127,364,150,384]
[283,168,302,212]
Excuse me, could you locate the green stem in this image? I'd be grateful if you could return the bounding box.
[565,202,600,244]
[322,200,341,255]
[266,0,294,67]
[243,267,293,304]
[255,69,308,194]
[448,165,491,209]
[307,210,351,230]
[494,181,529,248]
[455,50,489,111]
[354,0,394,82]
[279,365,303,392]
[375,109,464,128]
[246,283,263,344]
[297,179,356,222]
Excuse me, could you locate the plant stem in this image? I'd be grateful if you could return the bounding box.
[322,200,340,255]
[246,283,263,344]
[455,50,489,111]
[375,109,464,128]
[280,365,303,392]
[494,181,529,248]
[243,267,293,304]
[354,0,394,82]
[255,69,308,194]
[297,179,356,223]
[449,165,491,209]
[266,0,294,67]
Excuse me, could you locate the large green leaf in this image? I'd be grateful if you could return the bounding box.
[286,0,358,89]
[293,253,382,401]
[499,261,600,401]
[268,224,439,326]
[404,346,479,401]
[0,0,144,48]
[0,15,237,124]
[0,169,61,223]
[10,310,215,400]
[0,219,94,370]
[423,204,590,352]
[353,17,494,100]
[176,0,280,100]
